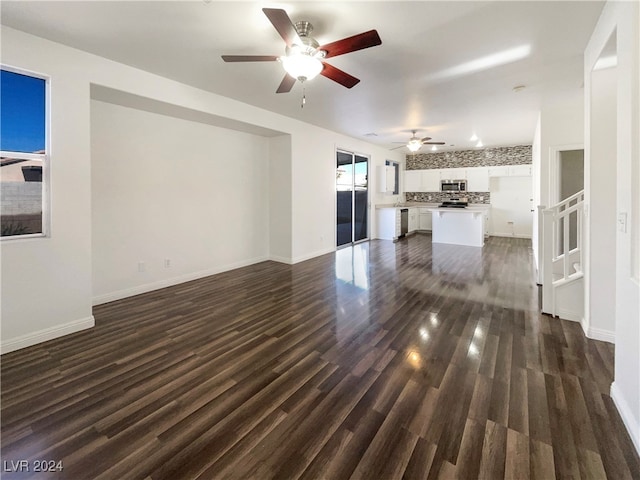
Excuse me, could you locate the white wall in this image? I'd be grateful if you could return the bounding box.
[532,114,542,281]
[0,26,403,352]
[584,0,640,454]
[534,99,584,279]
[91,100,270,303]
[268,135,292,263]
[489,176,533,238]
[586,66,617,339]
[0,32,94,353]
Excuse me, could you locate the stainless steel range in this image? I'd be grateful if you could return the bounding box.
[439,197,468,208]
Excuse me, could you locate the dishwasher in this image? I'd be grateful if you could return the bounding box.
[400,208,409,237]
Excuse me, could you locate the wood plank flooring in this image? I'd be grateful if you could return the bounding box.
[2,235,639,479]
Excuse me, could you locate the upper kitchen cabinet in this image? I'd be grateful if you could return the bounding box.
[379,162,399,194]
[488,165,510,177]
[508,164,532,176]
[422,170,440,191]
[488,165,531,177]
[466,167,490,191]
[440,168,466,180]
[403,169,440,192]
[404,170,422,192]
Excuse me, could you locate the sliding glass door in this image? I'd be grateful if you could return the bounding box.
[336,150,369,247]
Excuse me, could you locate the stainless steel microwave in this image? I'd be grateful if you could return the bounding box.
[440,180,467,192]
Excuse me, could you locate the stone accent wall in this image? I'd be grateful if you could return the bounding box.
[407,145,532,170]
[405,192,491,204]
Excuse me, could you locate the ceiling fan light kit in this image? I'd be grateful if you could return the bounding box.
[280,47,324,82]
[392,130,446,152]
[221,8,382,95]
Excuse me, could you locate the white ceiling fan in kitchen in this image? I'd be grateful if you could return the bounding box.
[391,130,445,152]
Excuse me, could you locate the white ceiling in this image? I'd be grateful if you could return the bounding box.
[1,1,604,152]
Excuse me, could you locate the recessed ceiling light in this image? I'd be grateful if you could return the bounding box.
[512,85,526,93]
[431,145,438,151]
[470,134,478,141]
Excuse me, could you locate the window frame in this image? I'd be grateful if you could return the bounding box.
[1,64,50,241]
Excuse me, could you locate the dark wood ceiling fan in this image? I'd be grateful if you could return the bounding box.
[392,130,445,151]
[222,8,382,93]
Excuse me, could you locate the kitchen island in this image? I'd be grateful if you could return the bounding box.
[428,206,487,247]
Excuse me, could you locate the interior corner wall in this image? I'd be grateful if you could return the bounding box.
[587,66,617,339]
[91,100,270,303]
[531,114,542,281]
[0,29,94,354]
[268,134,292,263]
[584,0,640,454]
[288,131,404,264]
[0,26,404,352]
[539,99,585,210]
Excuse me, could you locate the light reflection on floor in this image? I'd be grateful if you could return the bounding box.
[335,243,370,290]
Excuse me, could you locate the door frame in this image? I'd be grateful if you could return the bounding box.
[550,143,584,205]
[335,148,370,249]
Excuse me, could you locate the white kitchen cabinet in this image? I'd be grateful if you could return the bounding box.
[376,208,400,240]
[378,165,398,194]
[509,164,532,176]
[418,208,432,231]
[488,165,510,177]
[484,207,491,236]
[404,171,422,192]
[408,208,418,232]
[440,168,466,180]
[466,167,490,191]
[422,170,440,191]
[487,165,532,177]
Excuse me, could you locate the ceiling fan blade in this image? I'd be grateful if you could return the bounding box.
[276,74,296,94]
[320,63,360,88]
[422,142,446,145]
[420,137,432,142]
[262,8,301,47]
[221,55,279,62]
[320,30,382,59]
[390,145,407,150]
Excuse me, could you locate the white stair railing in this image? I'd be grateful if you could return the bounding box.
[541,190,585,316]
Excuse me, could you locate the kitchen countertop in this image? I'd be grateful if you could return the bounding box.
[376,203,490,210]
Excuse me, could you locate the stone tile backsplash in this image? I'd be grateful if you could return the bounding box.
[405,192,491,204]
[407,145,532,170]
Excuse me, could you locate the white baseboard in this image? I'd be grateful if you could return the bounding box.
[93,255,269,305]
[557,308,583,323]
[271,246,338,265]
[580,318,616,343]
[1,316,95,355]
[489,232,532,239]
[269,254,293,265]
[290,247,336,264]
[610,381,640,455]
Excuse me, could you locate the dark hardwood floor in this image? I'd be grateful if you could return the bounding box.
[2,235,639,479]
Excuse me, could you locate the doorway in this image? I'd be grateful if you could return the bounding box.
[336,150,369,247]
[555,148,585,250]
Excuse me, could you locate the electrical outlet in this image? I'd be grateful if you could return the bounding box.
[138,261,145,272]
[164,259,171,268]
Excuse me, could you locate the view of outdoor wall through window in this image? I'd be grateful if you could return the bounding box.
[1,68,47,238]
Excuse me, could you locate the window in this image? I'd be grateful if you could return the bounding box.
[385,160,399,194]
[1,67,47,238]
